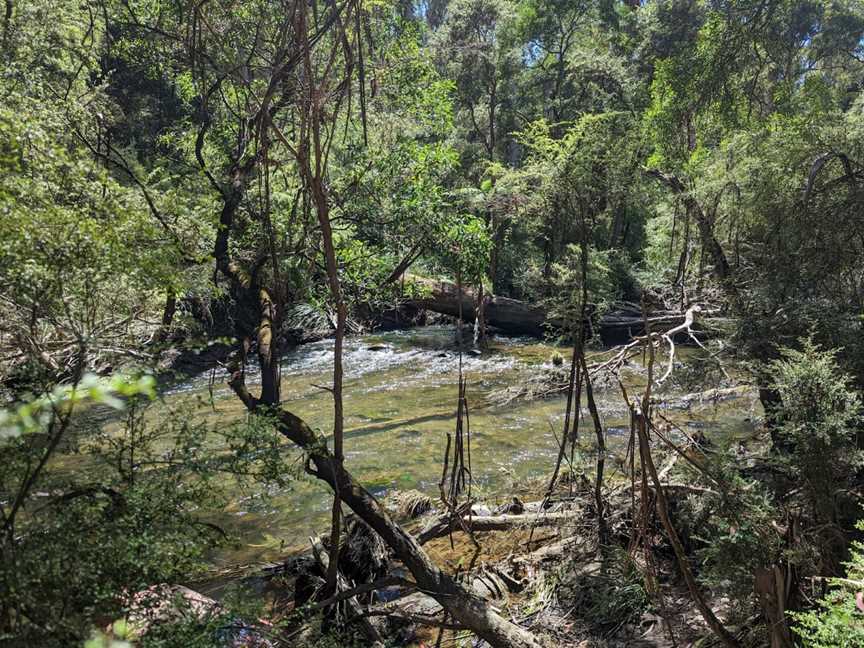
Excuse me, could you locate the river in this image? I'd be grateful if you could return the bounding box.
[153,326,760,568]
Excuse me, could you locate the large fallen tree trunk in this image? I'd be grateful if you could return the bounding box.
[407,277,729,343]
[409,277,565,336]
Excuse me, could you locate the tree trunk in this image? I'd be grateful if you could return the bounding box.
[412,277,561,335]
[645,169,731,283]
[754,566,795,648]
[227,376,544,648]
[582,354,606,544]
[417,511,578,545]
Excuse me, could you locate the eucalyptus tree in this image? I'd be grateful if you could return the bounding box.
[435,0,521,168]
[643,0,864,293]
[95,0,544,645]
[516,0,639,125]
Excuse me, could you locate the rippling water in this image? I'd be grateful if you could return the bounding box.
[154,326,760,566]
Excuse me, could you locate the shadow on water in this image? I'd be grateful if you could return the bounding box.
[345,412,456,439]
[136,326,761,566]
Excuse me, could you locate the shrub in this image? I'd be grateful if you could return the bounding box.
[771,339,862,524]
[792,518,864,647]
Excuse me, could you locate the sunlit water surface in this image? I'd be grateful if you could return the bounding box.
[150,326,760,567]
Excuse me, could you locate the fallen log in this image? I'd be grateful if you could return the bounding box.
[359,567,516,634]
[653,385,751,409]
[409,277,565,336]
[417,511,579,545]
[406,276,728,342]
[303,575,414,614]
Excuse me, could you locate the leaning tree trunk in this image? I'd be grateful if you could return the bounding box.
[206,4,545,643]
[645,169,731,283]
[227,369,544,648]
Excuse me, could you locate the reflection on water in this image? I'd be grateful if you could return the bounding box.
[156,326,761,566]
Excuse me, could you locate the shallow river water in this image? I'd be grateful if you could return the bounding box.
[155,326,761,567]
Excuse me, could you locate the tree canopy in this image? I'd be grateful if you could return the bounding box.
[2,0,864,645]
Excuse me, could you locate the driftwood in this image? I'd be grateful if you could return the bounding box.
[354,569,514,636]
[654,385,751,409]
[309,536,386,647]
[387,489,433,519]
[417,510,579,545]
[514,534,589,564]
[303,575,413,614]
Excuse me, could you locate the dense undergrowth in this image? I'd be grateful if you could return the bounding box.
[2,0,864,646]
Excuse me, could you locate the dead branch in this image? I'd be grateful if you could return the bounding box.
[417,511,579,545]
[631,403,740,648]
[302,575,415,614]
[309,536,385,647]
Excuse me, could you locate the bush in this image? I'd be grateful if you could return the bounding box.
[771,339,862,524]
[792,518,864,647]
[0,398,294,646]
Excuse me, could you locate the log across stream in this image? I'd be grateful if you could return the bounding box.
[149,326,759,566]
[406,277,731,343]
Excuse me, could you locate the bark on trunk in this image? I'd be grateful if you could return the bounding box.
[754,566,795,648]
[582,353,606,544]
[408,276,723,343]
[412,277,562,336]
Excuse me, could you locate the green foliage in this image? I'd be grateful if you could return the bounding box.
[2,0,864,644]
[0,394,296,645]
[437,214,493,281]
[792,518,864,647]
[554,547,649,636]
[501,113,646,307]
[771,339,862,521]
[684,340,862,617]
[0,374,155,439]
[678,458,783,613]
